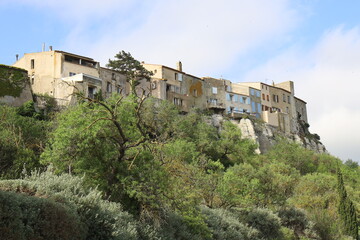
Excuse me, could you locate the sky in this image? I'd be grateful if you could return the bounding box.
[1,0,360,162]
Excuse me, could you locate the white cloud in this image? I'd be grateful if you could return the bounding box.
[81,0,301,76]
[4,0,302,76]
[244,26,360,162]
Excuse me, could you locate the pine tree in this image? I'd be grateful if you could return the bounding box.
[337,168,359,240]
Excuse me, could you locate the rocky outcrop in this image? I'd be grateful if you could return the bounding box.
[211,115,327,154]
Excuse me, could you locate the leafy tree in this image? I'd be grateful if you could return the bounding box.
[266,139,317,175]
[0,105,48,179]
[219,162,299,208]
[344,159,359,169]
[337,168,359,240]
[106,51,153,95]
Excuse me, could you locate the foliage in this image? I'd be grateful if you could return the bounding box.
[0,170,140,240]
[219,162,300,207]
[239,208,282,240]
[0,105,48,179]
[337,168,359,240]
[0,64,28,97]
[106,51,153,94]
[277,207,319,239]
[266,139,318,175]
[201,206,261,240]
[344,159,359,169]
[0,190,85,240]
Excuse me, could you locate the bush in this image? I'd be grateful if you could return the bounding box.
[242,208,282,240]
[277,207,319,239]
[201,206,260,240]
[0,190,85,240]
[0,170,139,240]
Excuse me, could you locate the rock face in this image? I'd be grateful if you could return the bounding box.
[211,115,327,154]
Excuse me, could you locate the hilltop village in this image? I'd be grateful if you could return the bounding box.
[2,49,308,135]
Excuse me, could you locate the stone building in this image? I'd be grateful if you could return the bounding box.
[143,62,207,112]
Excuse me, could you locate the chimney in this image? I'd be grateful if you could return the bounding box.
[42,43,45,52]
[49,46,53,51]
[16,54,19,61]
[177,61,182,72]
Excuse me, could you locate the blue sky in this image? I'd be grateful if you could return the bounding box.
[1,0,360,162]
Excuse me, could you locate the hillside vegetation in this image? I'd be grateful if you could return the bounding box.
[0,93,359,240]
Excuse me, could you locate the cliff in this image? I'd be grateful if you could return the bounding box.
[211,114,327,154]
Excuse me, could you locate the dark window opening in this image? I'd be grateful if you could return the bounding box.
[88,87,95,99]
[30,59,35,69]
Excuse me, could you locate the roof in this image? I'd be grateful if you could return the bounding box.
[55,50,96,62]
[241,81,292,94]
[142,63,201,80]
[294,96,307,104]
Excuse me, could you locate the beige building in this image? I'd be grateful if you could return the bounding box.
[224,82,252,118]
[240,81,306,133]
[13,50,136,105]
[12,49,308,135]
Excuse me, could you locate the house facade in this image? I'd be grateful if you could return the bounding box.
[11,49,308,135]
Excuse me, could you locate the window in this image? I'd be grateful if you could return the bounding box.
[106,82,112,92]
[256,91,260,98]
[88,86,95,99]
[30,59,35,69]
[287,95,290,104]
[112,73,116,80]
[233,94,238,102]
[262,93,265,100]
[246,97,250,104]
[283,94,286,102]
[226,85,232,92]
[257,103,261,113]
[69,72,76,76]
[193,89,198,97]
[175,73,183,81]
[251,101,256,113]
[250,89,255,95]
[173,98,182,106]
[226,94,233,102]
[116,86,121,94]
[266,95,269,101]
[212,87,217,94]
[273,94,279,103]
[209,98,217,104]
[31,74,35,85]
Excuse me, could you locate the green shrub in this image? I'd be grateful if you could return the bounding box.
[0,170,139,240]
[242,208,282,240]
[277,207,319,239]
[201,206,260,240]
[0,190,85,240]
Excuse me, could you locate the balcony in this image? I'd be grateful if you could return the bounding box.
[207,102,225,109]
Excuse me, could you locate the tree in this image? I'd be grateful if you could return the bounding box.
[106,51,153,95]
[337,168,359,240]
